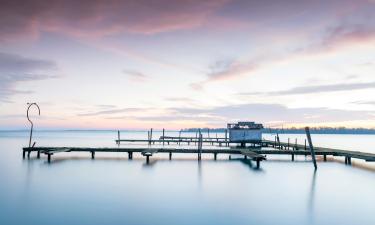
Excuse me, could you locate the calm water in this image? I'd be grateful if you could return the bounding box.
[0,130,374,225]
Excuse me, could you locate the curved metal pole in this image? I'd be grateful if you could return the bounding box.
[27,103,40,147]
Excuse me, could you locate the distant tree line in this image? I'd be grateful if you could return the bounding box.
[182,127,375,134]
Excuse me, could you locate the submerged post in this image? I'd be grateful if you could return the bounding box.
[305,127,317,170]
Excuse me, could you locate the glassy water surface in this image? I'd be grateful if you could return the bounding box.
[0,130,374,225]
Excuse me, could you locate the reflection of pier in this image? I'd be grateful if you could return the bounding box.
[22,129,375,168]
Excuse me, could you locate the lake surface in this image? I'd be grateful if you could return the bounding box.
[0,130,374,225]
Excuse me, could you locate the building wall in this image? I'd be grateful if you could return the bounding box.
[229,129,262,141]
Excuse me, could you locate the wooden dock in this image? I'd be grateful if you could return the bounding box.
[21,128,375,169]
[22,139,375,168]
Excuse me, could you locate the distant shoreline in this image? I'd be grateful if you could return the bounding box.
[182,128,375,135]
[1,128,375,135]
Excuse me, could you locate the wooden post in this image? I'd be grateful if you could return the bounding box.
[150,128,153,144]
[304,139,307,150]
[225,129,228,146]
[305,127,317,170]
[169,152,172,160]
[178,130,182,146]
[162,128,165,146]
[128,152,133,160]
[147,131,150,145]
[214,153,217,160]
[22,150,26,159]
[117,130,120,145]
[274,136,277,148]
[276,133,280,149]
[47,154,51,163]
[198,133,202,160]
[91,151,95,159]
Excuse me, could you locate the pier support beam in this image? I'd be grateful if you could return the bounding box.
[169,152,172,160]
[91,151,95,159]
[37,150,40,158]
[214,153,217,160]
[47,154,51,163]
[292,154,294,161]
[256,159,260,169]
[22,150,26,159]
[244,155,248,160]
[323,155,327,161]
[128,152,133,160]
[146,156,150,164]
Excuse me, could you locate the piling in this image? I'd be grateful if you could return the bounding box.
[305,127,317,170]
[178,130,182,146]
[117,130,120,145]
[162,129,165,146]
[128,152,133,160]
[198,133,202,160]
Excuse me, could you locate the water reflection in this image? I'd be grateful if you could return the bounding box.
[197,160,202,189]
[308,170,317,224]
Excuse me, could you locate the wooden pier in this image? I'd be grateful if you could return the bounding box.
[22,136,375,169]
[21,127,375,169]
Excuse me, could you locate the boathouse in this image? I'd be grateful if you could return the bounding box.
[227,121,263,143]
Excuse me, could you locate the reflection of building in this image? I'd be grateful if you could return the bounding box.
[227,122,263,144]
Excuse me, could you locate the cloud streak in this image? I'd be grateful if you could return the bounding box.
[123,69,148,82]
[239,81,375,96]
[0,52,58,102]
[172,103,375,125]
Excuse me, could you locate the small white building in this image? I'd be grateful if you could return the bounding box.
[227,121,263,142]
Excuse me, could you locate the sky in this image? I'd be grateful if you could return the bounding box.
[0,0,375,130]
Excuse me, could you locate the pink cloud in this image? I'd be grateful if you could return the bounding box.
[0,0,230,41]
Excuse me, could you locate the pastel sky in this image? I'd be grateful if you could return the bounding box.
[1,0,375,129]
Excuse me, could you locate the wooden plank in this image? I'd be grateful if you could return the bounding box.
[41,148,71,154]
